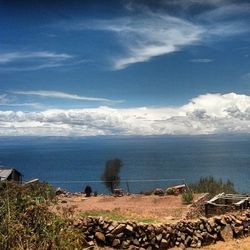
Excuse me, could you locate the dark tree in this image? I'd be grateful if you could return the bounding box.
[101,158,123,193]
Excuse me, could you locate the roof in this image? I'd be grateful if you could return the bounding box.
[0,167,22,180]
[171,184,186,189]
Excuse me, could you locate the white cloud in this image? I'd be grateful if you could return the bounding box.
[12,90,122,103]
[0,94,10,104]
[1,92,250,136]
[78,2,249,70]
[0,51,72,64]
[0,102,45,109]
[0,51,84,71]
[190,58,213,63]
[91,14,204,70]
[242,72,250,80]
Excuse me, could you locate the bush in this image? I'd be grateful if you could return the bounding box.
[190,176,236,196]
[182,191,193,204]
[166,187,175,195]
[0,181,86,250]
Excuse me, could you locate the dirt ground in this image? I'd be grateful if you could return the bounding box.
[53,194,250,249]
[54,193,203,223]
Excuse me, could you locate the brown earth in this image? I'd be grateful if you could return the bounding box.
[53,194,250,249]
[53,193,203,223]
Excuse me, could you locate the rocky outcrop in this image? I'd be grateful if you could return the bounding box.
[72,211,250,249]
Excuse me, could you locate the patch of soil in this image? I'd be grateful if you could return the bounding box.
[53,193,203,223]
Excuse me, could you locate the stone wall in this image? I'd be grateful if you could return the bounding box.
[73,211,250,249]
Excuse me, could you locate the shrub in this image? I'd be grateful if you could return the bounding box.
[190,176,236,196]
[182,191,193,204]
[166,187,175,195]
[0,181,86,250]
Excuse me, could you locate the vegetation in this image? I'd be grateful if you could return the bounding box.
[80,208,160,224]
[190,176,236,196]
[81,208,128,221]
[166,187,175,195]
[182,191,194,204]
[101,158,123,193]
[0,181,86,250]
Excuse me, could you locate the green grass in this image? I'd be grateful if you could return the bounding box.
[80,209,161,224]
[136,217,161,224]
[80,209,129,221]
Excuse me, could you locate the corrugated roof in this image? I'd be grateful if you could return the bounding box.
[0,168,13,180]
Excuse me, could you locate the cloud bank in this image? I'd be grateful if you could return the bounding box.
[1,93,250,136]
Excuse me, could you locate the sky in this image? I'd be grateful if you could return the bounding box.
[1,0,250,136]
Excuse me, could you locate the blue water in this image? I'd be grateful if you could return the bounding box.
[0,136,249,193]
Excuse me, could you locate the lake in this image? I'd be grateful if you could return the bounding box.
[0,135,249,193]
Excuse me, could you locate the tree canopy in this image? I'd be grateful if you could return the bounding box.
[101,158,123,193]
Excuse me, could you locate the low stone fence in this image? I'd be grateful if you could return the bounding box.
[73,211,250,249]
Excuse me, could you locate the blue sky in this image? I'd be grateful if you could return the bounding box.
[1,0,250,136]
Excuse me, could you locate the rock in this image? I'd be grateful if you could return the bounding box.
[61,200,67,203]
[190,241,197,248]
[160,239,169,249]
[180,233,186,241]
[122,240,131,248]
[112,238,120,247]
[87,235,94,240]
[185,227,193,234]
[112,224,126,235]
[180,242,186,249]
[234,218,243,225]
[95,231,105,242]
[128,245,139,250]
[107,225,115,232]
[156,234,162,242]
[55,187,66,195]
[234,225,244,235]
[206,223,212,233]
[154,188,165,196]
[197,240,202,248]
[220,224,233,241]
[133,239,140,246]
[105,233,114,241]
[126,224,134,233]
[184,235,192,246]
[87,240,95,247]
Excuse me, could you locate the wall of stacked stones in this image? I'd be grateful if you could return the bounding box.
[73,211,250,249]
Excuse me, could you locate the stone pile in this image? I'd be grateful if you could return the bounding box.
[55,188,82,198]
[72,211,250,249]
[183,193,210,220]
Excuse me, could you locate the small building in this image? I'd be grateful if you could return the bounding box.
[205,193,250,217]
[0,166,23,183]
